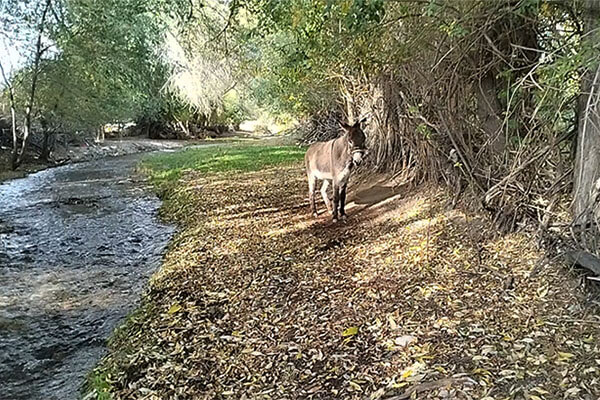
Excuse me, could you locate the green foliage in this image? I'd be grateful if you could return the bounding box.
[440,19,469,37]
[1,0,193,136]
[48,0,174,130]
[220,90,251,126]
[85,370,112,400]
[231,0,389,116]
[416,123,432,139]
[160,0,239,122]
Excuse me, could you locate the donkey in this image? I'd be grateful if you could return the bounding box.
[305,118,368,222]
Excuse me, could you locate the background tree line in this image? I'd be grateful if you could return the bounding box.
[0,0,243,170]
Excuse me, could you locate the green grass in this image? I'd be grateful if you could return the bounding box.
[140,144,306,189]
[85,370,112,400]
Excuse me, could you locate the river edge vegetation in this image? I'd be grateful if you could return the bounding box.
[87,143,600,399]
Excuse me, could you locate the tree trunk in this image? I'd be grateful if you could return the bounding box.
[12,0,52,170]
[0,61,19,170]
[40,119,52,162]
[9,101,18,170]
[96,126,105,143]
[14,110,32,169]
[476,72,505,155]
[573,1,600,222]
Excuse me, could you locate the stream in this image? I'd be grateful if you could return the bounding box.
[0,153,175,399]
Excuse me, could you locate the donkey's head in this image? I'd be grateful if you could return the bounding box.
[340,117,367,166]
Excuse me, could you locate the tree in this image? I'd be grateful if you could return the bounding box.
[0,0,54,169]
[159,0,241,126]
[227,0,579,229]
[573,0,600,224]
[0,0,193,165]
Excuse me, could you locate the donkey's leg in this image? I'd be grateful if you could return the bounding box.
[308,174,318,217]
[320,179,332,213]
[332,181,340,222]
[339,183,348,218]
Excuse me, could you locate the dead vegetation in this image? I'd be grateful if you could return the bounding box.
[91,162,600,400]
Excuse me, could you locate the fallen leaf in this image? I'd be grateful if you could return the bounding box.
[557,351,575,361]
[395,335,417,347]
[342,326,359,337]
[168,303,182,314]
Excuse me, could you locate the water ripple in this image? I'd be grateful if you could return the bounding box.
[0,154,174,400]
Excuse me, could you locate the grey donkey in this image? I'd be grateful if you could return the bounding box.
[304,118,368,222]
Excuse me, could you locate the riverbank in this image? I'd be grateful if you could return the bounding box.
[89,143,600,399]
[0,138,196,183]
[0,134,297,183]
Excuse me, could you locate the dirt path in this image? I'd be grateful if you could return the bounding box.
[92,162,600,399]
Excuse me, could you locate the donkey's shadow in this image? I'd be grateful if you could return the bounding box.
[344,180,408,218]
[351,185,397,205]
[310,175,409,221]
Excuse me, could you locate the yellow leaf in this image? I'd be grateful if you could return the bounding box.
[401,369,413,379]
[473,368,491,376]
[531,387,550,395]
[388,315,397,330]
[342,326,359,337]
[168,303,182,314]
[557,351,575,361]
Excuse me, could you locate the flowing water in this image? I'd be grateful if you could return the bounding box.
[0,154,175,399]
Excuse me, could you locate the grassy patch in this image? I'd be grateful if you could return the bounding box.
[85,370,112,400]
[140,144,306,190]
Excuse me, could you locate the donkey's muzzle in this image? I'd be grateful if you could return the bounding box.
[352,149,366,166]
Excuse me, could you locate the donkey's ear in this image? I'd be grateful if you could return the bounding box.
[339,121,351,130]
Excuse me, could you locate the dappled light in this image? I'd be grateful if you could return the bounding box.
[90,152,600,399]
[3,1,600,399]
